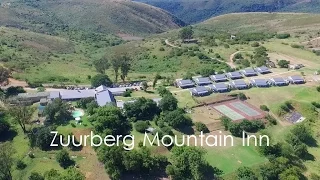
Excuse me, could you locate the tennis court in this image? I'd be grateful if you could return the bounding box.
[214,105,245,120]
[212,100,265,121]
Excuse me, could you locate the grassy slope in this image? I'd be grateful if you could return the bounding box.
[0,0,185,35]
[199,12,320,33]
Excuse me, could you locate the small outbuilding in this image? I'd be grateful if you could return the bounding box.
[176,79,195,89]
[269,77,288,86]
[250,79,269,87]
[210,74,228,82]
[226,71,243,79]
[208,83,229,93]
[193,77,212,86]
[288,75,305,84]
[241,68,258,77]
[190,86,210,96]
[231,80,248,89]
[255,66,271,74]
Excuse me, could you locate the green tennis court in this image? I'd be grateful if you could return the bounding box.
[230,101,261,117]
[214,105,245,120]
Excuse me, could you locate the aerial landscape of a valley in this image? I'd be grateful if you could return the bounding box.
[0,0,320,180]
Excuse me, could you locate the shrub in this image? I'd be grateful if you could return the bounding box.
[238,93,247,100]
[251,42,260,47]
[317,86,320,92]
[56,149,75,169]
[16,160,27,170]
[276,33,291,39]
[266,114,277,125]
[278,60,290,68]
[311,102,320,108]
[260,105,269,111]
[224,44,230,48]
[29,172,44,180]
[159,47,165,51]
[221,116,231,130]
[195,122,209,133]
[291,44,304,49]
[161,126,174,136]
[134,121,149,133]
[123,89,133,97]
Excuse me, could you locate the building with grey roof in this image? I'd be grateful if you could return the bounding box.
[193,77,212,86]
[288,75,305,84]
[269,77,288,86]
[255,66,271,74]
[241,68,258,77]
[231,80,248,89]
[210,74,228,82]
[226,71,243,79]
[95,89,116,106]
[208,83,229,93]
[176,79,195,88]
[250,79,269,87]
[190,86,210,96]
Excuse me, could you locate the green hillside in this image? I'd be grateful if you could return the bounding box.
[0,0,185,35]
[134,0,320,24]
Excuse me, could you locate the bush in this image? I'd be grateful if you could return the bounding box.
[278,60,290,68]
[134,121,149,133]
[266,114,277,125]
[123,89,133,97]
[224,44,230,48]
[260,105,269,111]
[291,44,304,49]
[221,116,231,130]
[90,74,112,87]
[311,102,320,108]
[276,33,291,39]
[251,42,260,47]
[56,149,75,169]
[161,126,174,136]
[317,86,320,92]
[159,47,165,51]
[195,122,209,133]
[29,172,44,180]
[16,160,27,170]
[238,93,247,100]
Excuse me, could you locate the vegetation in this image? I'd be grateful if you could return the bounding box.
[56,149,75,169]
[179,26,194,40]
[278,60,290,68]
[91,74,113,87]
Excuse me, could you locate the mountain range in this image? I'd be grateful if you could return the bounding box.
[134,0,320,24]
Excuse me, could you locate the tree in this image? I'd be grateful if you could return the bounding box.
[317,86,320,92]
[76,97,95,109]
[152,73,161,88]
[44,168,85,180]
[157,86,172,97]
[56,149,75,169]
[179,26,194,40]
[9,105,35,133]
[260,105,269,111]
[159,94,178,112]
[43,98,71,124]
[90,74,113,87]
[278,60,290,68]
[134,121,149,133]
[93,57,110,74]
[0,66,10,85]
[199,67,215,77]
[0,116,10,137]
[29,172,44,180]
[164,109,192,129]
[89,106,131,136]
[123,97,159,121]
[141,81,148,91]
[0,142,15,180]
[236,167,258,180]
[29,126,58,150]
[195,122,209,133]
[120,56,131,82]
[166,146,222,180]
[5,86,25,97]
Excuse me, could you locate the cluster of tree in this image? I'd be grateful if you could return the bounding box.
[0,114,11,138]
[97,146,167,180]
[29,168,85,180]
[29,126,59,150]
[221,117,265,137]
[0,66,10,85]
[43,98,72,124]
[56,149,75,169]
[276,101,293,116]
[179,26,194,40]
[252,46,269,67]
[278,59,290,68]
[4,86,26,97]
[92,54,132,84]
[123,97,159,122]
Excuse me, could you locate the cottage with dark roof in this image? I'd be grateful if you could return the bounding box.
[193,77,212,86]
[210,74,228,82]
[208,83,229,93]
[176,79,195,89]
[269,77,288,86]
[231,80,248,89]
[288,75,305,84]
[226,71,243,79]
[250,79,269,87]
[190,86,210,96]
[241,68,258,77]
[255,66,271,74]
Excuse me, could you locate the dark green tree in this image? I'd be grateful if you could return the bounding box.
[179,26,194,40]
[93,57,110,74]
[29,172,44,180]
[159,94,178,112]
[123,97,159,121]
[43,98,71,124]
[236,166,258,180]
[0,142,15,180]
[56,149,75,169]
[90,74,113,87]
